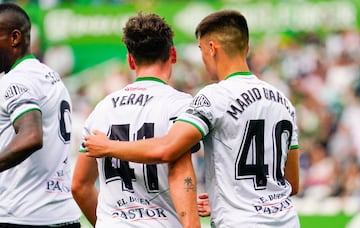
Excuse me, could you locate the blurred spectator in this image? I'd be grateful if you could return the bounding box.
[339,157,360,197]
[301,143,338,199]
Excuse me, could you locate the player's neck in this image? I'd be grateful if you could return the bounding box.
[135,63,171,83]
[217,60,250,80]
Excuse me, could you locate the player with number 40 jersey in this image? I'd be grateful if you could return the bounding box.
[177,72,299,227]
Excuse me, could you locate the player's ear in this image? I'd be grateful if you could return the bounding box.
[127,54,136,70]
[10,29,22,47]
[209,41,216,57]
[170,46,177,64]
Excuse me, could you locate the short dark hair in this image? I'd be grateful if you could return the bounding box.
[0,3,31,47]
[122,12,174,66]
[195,10,249,56]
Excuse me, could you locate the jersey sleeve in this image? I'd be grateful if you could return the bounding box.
[290,105,299,149]
[0,77,41,123]
[176,85,219,138]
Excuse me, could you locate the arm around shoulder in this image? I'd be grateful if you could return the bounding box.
[85,121,202,164]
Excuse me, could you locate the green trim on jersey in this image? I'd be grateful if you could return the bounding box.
[135,77,167,85]
[10,55,36,70]
[225,71,253,80]
[12,107,41,123]
[290,145,299,149]
[176,119,205,138]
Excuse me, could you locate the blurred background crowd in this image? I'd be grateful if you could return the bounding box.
[3,0,360,218]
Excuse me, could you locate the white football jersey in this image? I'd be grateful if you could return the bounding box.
[82,77,193,228]
[177,72,300,227]
[0,56,81,225]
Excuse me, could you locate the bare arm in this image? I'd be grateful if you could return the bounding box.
[0,110,43,172]
[168,151,200,228]
[84,121,202,164]
[285,148,300,196]
[71,153,99,226]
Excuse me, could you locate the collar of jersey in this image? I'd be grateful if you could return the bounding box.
[11,55,36,70]
[225,71,253,80]
[135,76,167,85]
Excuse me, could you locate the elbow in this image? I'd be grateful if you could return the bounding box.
[160,150,178,163]
[71,176,84,196]
[71,181,78,197]
[71,180,83,201]
[71,182,78,195]
[290,189,299,196]
[152,146,180,163]
[33,141,43,151]
[26,130,43,151]
[143,135,185,163]
[20,135,43,159]
[290,183,299,196]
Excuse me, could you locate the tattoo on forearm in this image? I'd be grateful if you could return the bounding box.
[184,177,195,192]
[180,211,186,217]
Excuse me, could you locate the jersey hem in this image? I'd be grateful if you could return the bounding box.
[0,216,81,226]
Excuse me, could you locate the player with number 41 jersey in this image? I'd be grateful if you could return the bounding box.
[81,77,193,227]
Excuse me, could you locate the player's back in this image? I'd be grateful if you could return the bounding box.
[84,77,192,228]
[0,57,80,225]
[198,73,299,227]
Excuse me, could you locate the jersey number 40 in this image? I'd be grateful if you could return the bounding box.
[236,119,293,190]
